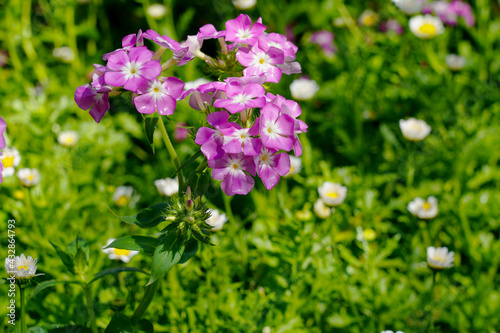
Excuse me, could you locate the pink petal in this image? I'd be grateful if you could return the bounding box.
[274,153,291,176]
[139,60,162,80]
[128,46,154,65]
[106,51,129,71]
[163,77,185,99]
[75,84,97,110]
[104,71,127,87]
[156,94,177,115]
[258,164,280,190]
[134,93,156,114]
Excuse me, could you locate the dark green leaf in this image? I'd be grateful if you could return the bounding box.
[74,247,89,275]
[179,238,199,264]
[31,280,84,298]
[50,242,75,274]
[147,230,185,286]
[145,116,159,153]
[137,319,154,333]
[105,235,160,255]
[89,267,147,284]
[109,203,169,229]
[171,150,203,177]
[65,237,89,261]
[104,313,133,333]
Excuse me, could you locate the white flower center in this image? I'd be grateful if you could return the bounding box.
[233,93,251,104]
[236,29,252,40]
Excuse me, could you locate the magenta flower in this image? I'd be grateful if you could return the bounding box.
[0,116,6,149]
[213,81,266,113]
[380,19,404,35]
[310,30,337,57]
[255,147,291,190]
[260,103,295,151]
[450,0,474,26]
[236,43,285,83]
[208,153,256,196]
[258,33,301,75]
[143,29,190,64]
[75,75,113,123]
[225,14,266,46]
[134,77,185,115]
[221,120,261,156]
[103,30,143,61]
[292,118,308,157]
[174,122,190,142]
[104,46,161,93]
[195,111,232,161]
[198,24,226,40]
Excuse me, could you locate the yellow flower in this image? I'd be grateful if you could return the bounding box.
[409,15,445,39]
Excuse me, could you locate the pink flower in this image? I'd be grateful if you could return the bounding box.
[75,74,113,123]
[198,24,226,40]
[236,43,285,83]
[174,122,190,142]
[380,19,404,35]
[104,46,161,93]
[221,120,261,156]
[195,111,232,161]
[225,14,266,46]
[213,81,266,113]
[255,147,291,190]
[310,30,337,57]
[143,29,190,63]
[258,33,301,74]
[259,103,295,151]
[208,153,256,196]
[134,77,185,115]
[103,30,143,61]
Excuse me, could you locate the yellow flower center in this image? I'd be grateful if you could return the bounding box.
[113,249,131,256]
[153,87,159,93]
[363,15,377,26]
[3,156,14,168]
[116,196,128,206]
[288,166,294,174]
[326,192,339,199]
[419,23,437,36]
[130,67,137,74]
[259,59,265,64]
[27,175,34,181]
[65,137,74,145]
[432,255,445,263]
[17,265,28,271]
[423,202,431,210]
[240,134,246,139]
[261,155,268,162]
[232,164,239,169]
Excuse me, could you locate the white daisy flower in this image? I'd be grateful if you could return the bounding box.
[408,196,438,219]
[102,239,139,263]
[399,118,431,141]
[5,254,42,281]
[427,246,454,270]
[154,177,179,197]
[392,0,424,15]
[112,186,137,207]
[445,54,466,71]
[1,147,21,178]
[285,156,302,177]
[409,15,445,39]
[17,168,40,187]
[314,198,332,219]
[58,130,79,147]
[147,4,167,18]
[359,9,378,27]
[206,209,228,231]
[381,330,405,333]
[232,0,256,10]
[318,181,347,207]
[289,78,319,101]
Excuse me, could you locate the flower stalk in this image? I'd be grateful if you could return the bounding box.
[131,279,160,325]
[158,116,185,193]
[20,285,27,333]
[83,285,99,333]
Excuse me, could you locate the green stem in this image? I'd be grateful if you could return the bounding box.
[429,270,438,332]
[222,194,235,225]
[20,286,27,333]
[158,117,185,192]
[83,285,99,333]
[131,279,160,325]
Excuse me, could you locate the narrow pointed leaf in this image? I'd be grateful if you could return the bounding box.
[31,280,85,298]
[105,236,159,255]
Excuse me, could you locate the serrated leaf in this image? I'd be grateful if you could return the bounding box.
[179,238,198,264]
[50,242,75,274]
[31,280,84,298]
[145,116,159,153]
[147,230,185,286]
[89,267,147,284]
[104,313,133,333]
[109,203,169,229]
[105,235,159,255]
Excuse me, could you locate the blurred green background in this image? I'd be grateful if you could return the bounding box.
[1,0,500,332]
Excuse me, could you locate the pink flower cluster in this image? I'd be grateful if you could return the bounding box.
[0,116,6,183]
[310,31,337,57]
[74,14,306,196]
[424,0,475,27]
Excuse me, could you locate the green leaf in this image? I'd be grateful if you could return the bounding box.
[137,319,154,333]
[74,248,88,276]
[147,230,185,286]
[171,150,203,177]
[104,313,133,333]
[145,115,159,153]
[66,237,90,261]
[109,203,169,229]
[179,238,198,264]
[379,123,402,150]
[89,267,147,284]
[105,235,160,255]
[31,280,85,298]
[50,242,75,274]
